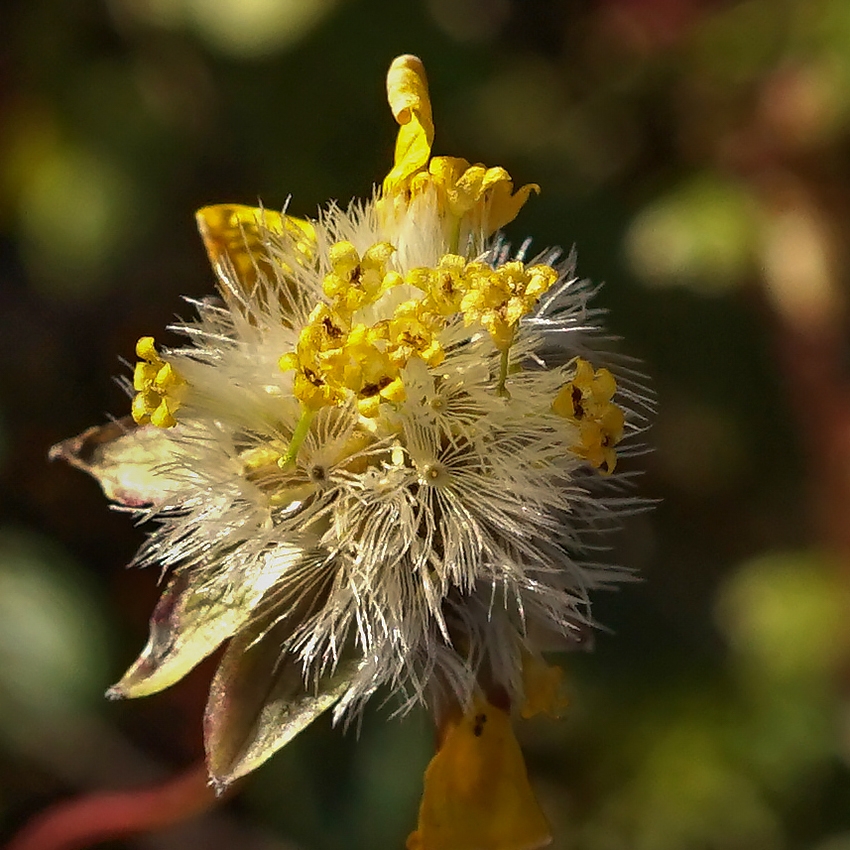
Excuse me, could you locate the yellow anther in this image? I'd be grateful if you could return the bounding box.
[154,362,181,391]
[133,361,157,392]
[357,395,381,419]
[357,373,406,419]
[553,358,625,474]
[323,242,361,301]
[362,241,396,270]
[329,240,360,274]
[131,337,185,428]
[135,336,158,361]
[278,351,298,372]
[380,376,407,404]
[382,270,404,292]
[150,399,178,429]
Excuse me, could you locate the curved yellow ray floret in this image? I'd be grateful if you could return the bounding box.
[384,55,435,192]
[381,55,539,239]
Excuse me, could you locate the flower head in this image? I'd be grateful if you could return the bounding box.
[52,55,649,850]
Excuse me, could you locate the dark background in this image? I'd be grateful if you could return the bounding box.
[4,0,850,848]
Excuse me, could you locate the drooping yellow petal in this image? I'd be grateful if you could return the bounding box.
[383,55,434,193]
[483,177,540,234]
[520,655,569,720]
[407,697,552,850]
[195,204,315,308]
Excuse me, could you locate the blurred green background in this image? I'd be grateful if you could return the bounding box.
[4,0,850,848]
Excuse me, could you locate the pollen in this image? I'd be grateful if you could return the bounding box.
[131,337,185,428]
[553,358,626,474]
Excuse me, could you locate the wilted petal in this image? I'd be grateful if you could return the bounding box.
[204,598,356,788]
[50,418,181,508]
[407,697,551,850]
[109,546,302,699]
[108,575,245,699]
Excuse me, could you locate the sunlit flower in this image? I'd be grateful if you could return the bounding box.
[52,55,649,850]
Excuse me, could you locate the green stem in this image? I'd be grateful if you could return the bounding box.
[448,217,462,254]
[279,407,315,469]
[497,347,511,398]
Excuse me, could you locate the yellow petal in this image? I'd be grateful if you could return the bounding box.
[195,204,315,309]
[408,697,552,850]
[486,180,540,234]
[383,55,434,193]
[520,655,569,720]
[150,398,177,429]
[135,335,158,361]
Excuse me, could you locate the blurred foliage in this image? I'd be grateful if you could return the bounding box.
[4,0,850,848]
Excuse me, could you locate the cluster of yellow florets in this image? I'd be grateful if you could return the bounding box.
[131,337,185,428]
[278,240,560,421]
[553,358,625,473]
[457,260,558,351]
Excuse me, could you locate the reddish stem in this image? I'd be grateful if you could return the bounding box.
[6,763,219,850]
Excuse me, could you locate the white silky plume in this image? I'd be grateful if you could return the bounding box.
[129,192,649,721]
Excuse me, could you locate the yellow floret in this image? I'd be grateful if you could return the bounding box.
[384,300,446,368]
[460,261,558,352]
[323,241,397,314]
[412,253,469,316]
[380,55,539,239]
[553,358,625,474]
[131,337,186,428]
